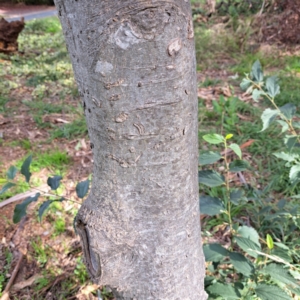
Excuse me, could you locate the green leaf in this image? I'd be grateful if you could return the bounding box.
[276,120,289,133]
[38,197,65,221]
[266,76,280,98]
[261,264,299,291]
[229,160,249,172]
[229,252,254,277]
[266,234,274,250]
[203,134,224,144]
[235,236,261,258]
[228,143,242,159]
[230,189,246,205]
[0,182,16,195]
[198,170,225,187]
[226,134,233,140]
[203,243,229,262]
[284,135,298,151]
[273,242,289,250]
[252,89,264,102]
[271,248,292,263]
[240,78,252,91]
[21,155,32,183]
[238,225,260,245]
[289,165,300,184]
[280,103,296,120]
[251,60,263,82]
[38,200,53,221]
[290,269,300,280]
[260,108,279,132]
[76,179,90,199]
[7,166,18,180]
[13,193,40,223]
[273,152,299,162]
[199,151,222,165]
[255,284,292,300]
[200,196,225,216]
[207,283,240,299]
[47,175,62,190]
[292,121,300,129]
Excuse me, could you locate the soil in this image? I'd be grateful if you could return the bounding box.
[256,0,300,44]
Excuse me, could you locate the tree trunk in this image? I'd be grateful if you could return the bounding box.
[0,17,25,53]
[54,0,207,298]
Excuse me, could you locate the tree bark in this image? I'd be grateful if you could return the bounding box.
[54,0,207,299]
[0,17,25,53]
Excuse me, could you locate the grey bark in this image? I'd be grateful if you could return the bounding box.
[54,0,207,299]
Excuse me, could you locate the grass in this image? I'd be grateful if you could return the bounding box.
[14,150,71,173]
[0,16,85,140]
[0,249,13,296]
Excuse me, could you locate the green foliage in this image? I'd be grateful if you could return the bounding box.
[47,175,62,190]
[31,238,49,267]
[74,258,88,284]
[16,151,71,173]
[0,249,13,296]
[75,179,90,199]
[24,17,60,34]
[13,193,40,223]
[201,61,300,299]
[53,217,66,236]
[242,61,300,183]
[0,156,89,223]
[34,276,50,292]
[50,118,88,140]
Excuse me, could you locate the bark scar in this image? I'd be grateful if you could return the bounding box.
[167,38,182,56]
[133,123,145,135]
[76,219,102,279]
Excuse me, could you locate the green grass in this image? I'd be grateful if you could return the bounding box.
[74,258,89,284]
[31,238,50,267]
[14,150,71,174]
[51,118,88,139]
[0,17,85,141]
[53,217,66,236]
[24,17,62,34]
[0,96,10,113]
[0,248,13,296]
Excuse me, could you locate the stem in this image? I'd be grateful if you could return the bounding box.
[223,139,233,236]
[11,183,82,205]
[221,111,225,136]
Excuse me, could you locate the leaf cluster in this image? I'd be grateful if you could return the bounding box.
[0,155,90,223]
[201,61,300,299]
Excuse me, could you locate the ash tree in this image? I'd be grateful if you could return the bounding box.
[54,0,207,298]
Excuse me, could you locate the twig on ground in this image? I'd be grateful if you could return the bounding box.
[0,252,24,300]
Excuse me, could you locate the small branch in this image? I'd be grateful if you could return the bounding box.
[0,185,82,209]
[258,0,266,16]
[0,190,38,209]
[0,252,24,300]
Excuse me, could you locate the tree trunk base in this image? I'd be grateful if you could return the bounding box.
[0,17,25,53]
